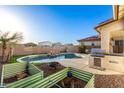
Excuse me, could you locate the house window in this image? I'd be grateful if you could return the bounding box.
[91,43,95,46]
[113,40,124,53]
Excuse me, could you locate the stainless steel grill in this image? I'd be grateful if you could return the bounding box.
[91,48,105,57]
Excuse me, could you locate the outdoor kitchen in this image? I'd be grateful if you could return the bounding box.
[89,48,124,73]
[89,5,124,73]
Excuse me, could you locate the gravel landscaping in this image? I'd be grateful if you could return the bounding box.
[95,74,124,88]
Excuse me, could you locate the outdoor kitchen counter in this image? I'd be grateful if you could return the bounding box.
[59,54,123,75]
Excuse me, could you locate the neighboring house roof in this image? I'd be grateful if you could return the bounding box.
[78,35,101,42]
[38,41,52,44]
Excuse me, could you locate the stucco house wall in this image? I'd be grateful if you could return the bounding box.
[95,20,124,72]
[81,41,101,46]
[102,55,124,73]
[100,19,124,53]
[89,5,124,73]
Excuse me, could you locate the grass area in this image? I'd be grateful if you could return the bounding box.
[9,54,48,63]
[9,55,26,63]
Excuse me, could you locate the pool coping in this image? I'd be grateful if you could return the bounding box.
[16,53,85,63]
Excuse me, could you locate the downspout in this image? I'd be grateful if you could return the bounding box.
[113,5,119,20]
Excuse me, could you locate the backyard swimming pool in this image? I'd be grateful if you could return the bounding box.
[17,53,83,63]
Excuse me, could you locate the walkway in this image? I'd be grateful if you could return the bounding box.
[59,54,122,75]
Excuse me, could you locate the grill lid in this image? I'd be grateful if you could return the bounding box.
[91,48,105,57]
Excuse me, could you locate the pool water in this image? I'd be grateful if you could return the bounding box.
[20,53,82,63]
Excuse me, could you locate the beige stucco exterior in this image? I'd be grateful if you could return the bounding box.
[102,55,124,72]
[80,41,101,46]
[99,19,124,54]
[89,5,124,72]
[90,55,124,73]
[118,6,124,19]
[96,5,124,55]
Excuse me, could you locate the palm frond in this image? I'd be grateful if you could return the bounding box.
[7,32,23,42]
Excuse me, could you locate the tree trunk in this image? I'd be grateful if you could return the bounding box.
[0,64,2,86]
[6,47,12,63]
[1,42,7,64]
[1,47,5,64]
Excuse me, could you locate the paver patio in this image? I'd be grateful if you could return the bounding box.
[59,54,122,75]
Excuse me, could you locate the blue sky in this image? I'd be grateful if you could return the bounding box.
[0,5,113,44]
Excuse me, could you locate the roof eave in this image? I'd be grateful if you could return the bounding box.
[95,5,119,33]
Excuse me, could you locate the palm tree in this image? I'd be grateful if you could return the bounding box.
[0,31,23,64]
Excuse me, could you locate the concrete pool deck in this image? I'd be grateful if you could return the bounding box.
[59,54,123,75]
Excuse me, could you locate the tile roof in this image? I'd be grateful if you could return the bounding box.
[78,35,101,42]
